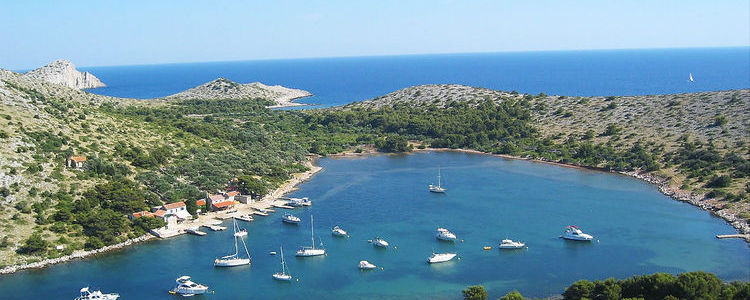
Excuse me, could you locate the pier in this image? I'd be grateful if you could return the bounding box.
[715,234,750,240]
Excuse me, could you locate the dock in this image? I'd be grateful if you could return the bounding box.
[716,234,750,240]
[273,204,294,209]
[203,224,227,231]
[253,211,269,216]
[186,228,207,236]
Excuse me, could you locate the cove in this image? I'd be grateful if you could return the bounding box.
[0,151,747,299]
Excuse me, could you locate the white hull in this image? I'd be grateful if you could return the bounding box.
[436,228,457,241]
[282,215,300,224]
[76,287,119,300]
[273,273,292,281]
[359,260,377,270]
[427,253,457,263]
[373,239,389,247]
[499,240,525,249]
[296,248,326,257]
[429,185,446,193]
[173,287,208,295]
[172,276,208,296]
[562,234,593,241]
[214,258,251,267]
[332,226,348,237]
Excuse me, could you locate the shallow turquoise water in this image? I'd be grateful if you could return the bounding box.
[1,152,748,299]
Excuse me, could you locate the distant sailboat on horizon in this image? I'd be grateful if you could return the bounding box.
[689,73,694,82]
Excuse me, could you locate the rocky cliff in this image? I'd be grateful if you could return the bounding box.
[165,78,311,107]
[23,59,105,90]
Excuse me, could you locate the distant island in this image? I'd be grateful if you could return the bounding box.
[0,60,747,274]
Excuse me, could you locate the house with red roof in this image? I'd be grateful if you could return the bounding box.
[67,156,87,169]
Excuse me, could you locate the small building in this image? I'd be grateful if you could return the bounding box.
[236,195,252,204]
[225,191,240,202]
[67,156,87,169]
[211,200,235,211]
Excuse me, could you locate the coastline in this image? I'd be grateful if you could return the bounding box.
[334,147,750,242]
[2,146,745,275]
[266,93,313,109]
[0,157,323,275]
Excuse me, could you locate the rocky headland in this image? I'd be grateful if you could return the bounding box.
[165,77,312,107]
[23,59,105,90]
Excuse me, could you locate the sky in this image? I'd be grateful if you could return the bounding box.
[1,0,749,69]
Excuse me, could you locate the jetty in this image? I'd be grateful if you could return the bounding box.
[203,224,227,231]
[716,234,750,240]
[186,227,207,236]
[253,210,269,216]
[273,203,294,209]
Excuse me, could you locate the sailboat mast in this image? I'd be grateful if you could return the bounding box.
[438,168,441,187]
[311,215,315,250]
[280,246,285,273]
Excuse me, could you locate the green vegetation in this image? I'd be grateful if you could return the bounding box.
[462,285,488,300]
[471,271,749,300]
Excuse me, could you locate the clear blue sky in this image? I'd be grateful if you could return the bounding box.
[1,0,748,69]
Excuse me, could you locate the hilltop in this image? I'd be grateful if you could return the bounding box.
[165,78,312,107]
[22,60,105,90]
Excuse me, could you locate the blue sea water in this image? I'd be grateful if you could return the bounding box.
[81,47,750,107]
[1,152,747,299]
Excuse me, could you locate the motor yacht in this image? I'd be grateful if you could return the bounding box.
[332,225,348,237]
[562,225,593,241]
[435,228,457,241]
[373,237,389,248]
[359,260,377,270]
[427,252,457,263]
[499,239,525,249]
[282,214,301,224]
[75,287,119,300]
[171,276,208,296]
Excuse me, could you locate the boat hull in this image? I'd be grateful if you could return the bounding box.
[427,253,457,263]
[296,249,326,257]
[273,273,292,281]
[214,258,251,267]
[562,235,593,241]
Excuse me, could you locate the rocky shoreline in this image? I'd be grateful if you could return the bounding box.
[0,234,154,275]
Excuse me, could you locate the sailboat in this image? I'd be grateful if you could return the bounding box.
[214,218,251,267]
[429,168,447,193]
[689,73,694,82]
[296,215,326,257]
[272,246,292,281]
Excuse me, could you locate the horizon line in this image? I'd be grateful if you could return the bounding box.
[9,45,750,71]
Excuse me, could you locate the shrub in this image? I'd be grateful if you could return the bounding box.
[462,285,487,300]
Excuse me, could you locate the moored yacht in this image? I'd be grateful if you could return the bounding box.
[428,168,447,193]
[282,214,301,224]
[427,252,457,264]
[359,260,377,270]
[272,246,292,281]
[561,225,593,241]
[214,218,251,267]
[75,287,119,300]
[373,237,389,248]
[296,215,326,257]
[171,276,208,296]
[435,228,457,241]
[499,239,525,249]
[332,225,348,237]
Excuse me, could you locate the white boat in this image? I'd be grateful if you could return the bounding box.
[689,72,694,82]
[272,246,293,281]
[288,197,311,207]
[359,260,377,270]
[282,214,301,224]
[214,218,251,267]
[171,276,208,296]
[296,215,326,257]
[203,224,227,231]
[373,237,389,248]
[499,239,525,249]
[562,225,594,241]
[427,252,457,264]
[429,168,447,193]
[75,287,119,300]
[236,214,254,222]
[332,225,348,237]
[435,228,457,241]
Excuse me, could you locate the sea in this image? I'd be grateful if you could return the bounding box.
[1,48,749,299]
[0,152,748,299]
[80,47,750,107]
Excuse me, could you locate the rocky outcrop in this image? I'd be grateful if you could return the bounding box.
[23,59,105,90]
[165,78,311,107]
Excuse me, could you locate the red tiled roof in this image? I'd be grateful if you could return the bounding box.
[69,156,87,162]
[163,201,186,210]
[131,211,153,218]
[212,201,234,208]
[196,199,206,206]
[152,210,167,217]
[226,191,240,197]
